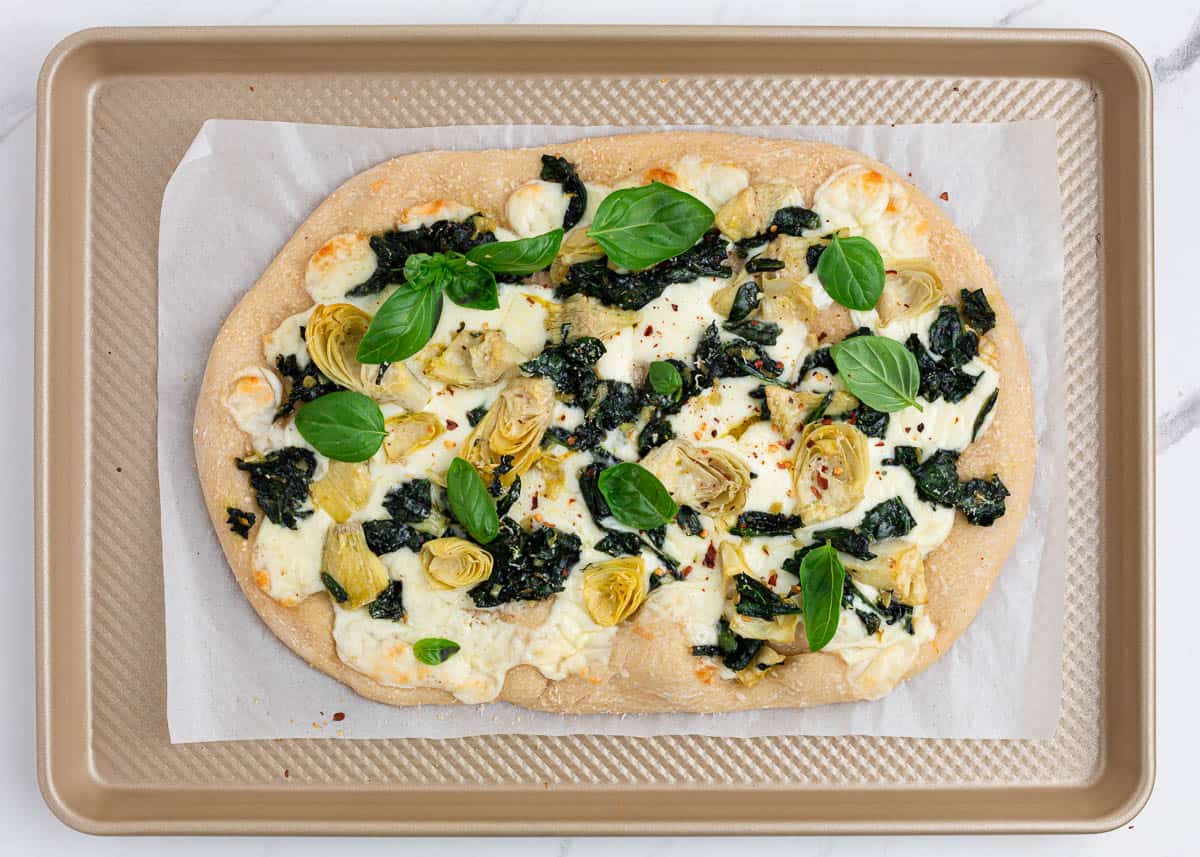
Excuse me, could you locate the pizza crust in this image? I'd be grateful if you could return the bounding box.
[194,132,1034,713]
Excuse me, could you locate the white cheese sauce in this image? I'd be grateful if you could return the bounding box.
[228,158,1004,702]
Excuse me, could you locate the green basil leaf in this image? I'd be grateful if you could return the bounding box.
[597,461,678,530]
[647,360,682,398]
[588,182,714,270]
[356,282,443,364]
[442,264,498,310]
[446,457,500,544]
[295,390,387,462]
[466,229,563,274]
[798,542,845,651]
[816,234,886,311]
[413,637,461,665]
[830,335,922,413]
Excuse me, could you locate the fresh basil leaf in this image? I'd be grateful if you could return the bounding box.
[798,542,845,651]
[466,229,563,274]
[356,282,443,363]
[295,390,387,462]
[816,234,885,311]
[830,334,922,413]
[442,263,498,310]
[446,457,500,544]
[596,461,678,530]
[647,360,682,399]
[588,182,714,270]
[413,637,460,665]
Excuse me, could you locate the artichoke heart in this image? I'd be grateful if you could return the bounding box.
[309,460,373,523]
[794,422,870,524]
[322,522,390,609]
[844,541,928,606]
[720,542,800,644]
[758,277,817,324]
[734,644,786,688]
[714,183,803,242]
[549,228,605,285]
[383,412,443,463]
[763,234,826,278]
[461,376,555,479]
[582,556,648,627]
[546,294,638,341]
[640,438,751,521]
[765,387,859,438]
[876,259,945,327]
[709,271,755,318]
[307,302,430,410]
[425,328,525,388]
[420,537,494,590]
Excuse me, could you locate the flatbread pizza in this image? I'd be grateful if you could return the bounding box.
[194,132,1033,713]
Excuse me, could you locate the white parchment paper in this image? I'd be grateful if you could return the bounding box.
[159,121,1065,743]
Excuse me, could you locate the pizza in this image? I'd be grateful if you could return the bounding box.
[194,132,1034,713]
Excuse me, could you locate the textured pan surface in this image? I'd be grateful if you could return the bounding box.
[35,27,1153,834]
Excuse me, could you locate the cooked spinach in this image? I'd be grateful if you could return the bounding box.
[545,422,606,452]
[487,472,522,517]
[556,229,732,310]
[362,518,433,556]
[676,505,704,536]
[956,476,1010,526]
[972,388,999,441]
[321,572,349,603]
[810,527,875,561]
[595,530,642,557]
[367,580,406,621]
[382,479,432,523]
[539,154,587,231]
[693,322,784,386]
[727,279,761,321]
[745,256,784,274]
[720,621,764,671]
[797,346,836,382]
[806,244,825,272]
[905,333,979,404]
[886,445,1009,525]
[521,336,605,401]
[730,511,804,537]
[722,318,782,346]
[235,447,317,529]
[466,404,489,427]
[225,507,256,538]
[468,517,582,607]
[577,458,613,522]
[928,305,980,368]
[346,215,496,297]
[734,573,803,620]
[273,353,343,420]
[858,497,916,542]
[842,578,914,635]
[734,206,821,250]
[847,403,889,439]
[588,380,641,429]
[960,288,996,333]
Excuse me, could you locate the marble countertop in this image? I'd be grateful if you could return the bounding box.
[3,1,1190,854]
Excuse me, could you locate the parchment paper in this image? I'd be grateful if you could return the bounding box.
[159,121,1065,743]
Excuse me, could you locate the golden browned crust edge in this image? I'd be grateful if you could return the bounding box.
[193,131,1035,713]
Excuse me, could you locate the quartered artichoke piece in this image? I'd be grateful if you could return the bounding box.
[582,556,648,627]
[763,234,825,278]
[306,302,430,410]
[420,537,494,590]
[535,454,567,500]
[383,412,443,463]
[322,521,390,609]
[549,228,605,285]
[719,542,799,644]
[640,438,751,521]
[461,376,555,479]
[734,644,786,688]
[794,422,870,524]
[758,277,818,324]
[425,329,525,387]
[710,271,755,318]
[309,460,373,523]
[713,183,803,242]
[545,294,638,341]
[765,387,859,438]
[844,541,928,606]
[876,260,945,327]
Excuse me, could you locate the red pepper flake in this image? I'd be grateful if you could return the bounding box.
[332,712,345,722]
[916,422,925,432]
[783,438,795,450]
[644,325,654,336]
[817,332,828,342]
[284,769,289,778]
[939,191,950,201]
[445,419,459,431]
[821,417,833,425]
[703,543,717,568]
[682,565,693,577]
[753,359,763,369]
[875,441,885,447]
[710,429,718,438]
[671,303,679,311]
[847,413,858,424]
[816,474,830,491]
[768,573,778,587]
[531,492,540,510]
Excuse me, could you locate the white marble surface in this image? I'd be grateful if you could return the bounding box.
[2,0,1190,853]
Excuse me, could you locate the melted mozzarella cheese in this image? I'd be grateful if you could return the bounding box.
[251,509,332,605]
[506,180,570,237]
[225,366,282,444]
[305,232,378,303]
[812,164,930,261]
[625,155,750,211]
[262,309,312,366]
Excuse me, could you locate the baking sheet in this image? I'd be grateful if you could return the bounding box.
[158,119,1065,743]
